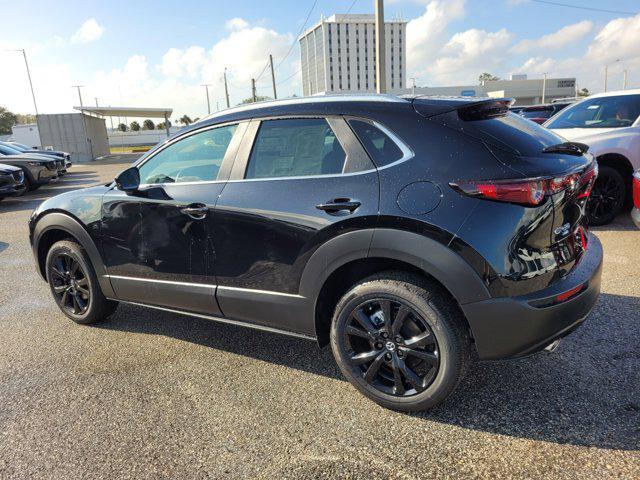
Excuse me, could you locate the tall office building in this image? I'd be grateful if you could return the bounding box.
[299,14,407,96]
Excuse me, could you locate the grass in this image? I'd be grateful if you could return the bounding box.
[109,145,154,154]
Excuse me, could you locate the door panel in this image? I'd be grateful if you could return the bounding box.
[213,116,379,332]
[101,122,246,314]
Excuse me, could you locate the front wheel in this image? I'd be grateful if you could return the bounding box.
[330,272,470,412]
[587,165,626,226]
[45,240,118,324]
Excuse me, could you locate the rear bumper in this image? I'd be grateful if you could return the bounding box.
[462,232,603,360]
[632,207,640,229]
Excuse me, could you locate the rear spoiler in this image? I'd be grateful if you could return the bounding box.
[410,96,515,120]
[542,142,589,156]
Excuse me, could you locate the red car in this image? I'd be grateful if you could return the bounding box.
[632,170,640,228]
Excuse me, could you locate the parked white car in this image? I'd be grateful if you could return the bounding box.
[545,89,640,225]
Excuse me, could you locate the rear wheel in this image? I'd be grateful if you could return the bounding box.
[45,240,118,324]
[330,272,470,412]
[587,165,626,226]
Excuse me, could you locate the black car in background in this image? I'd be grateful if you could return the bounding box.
[519,102,573,124]
[0,163,26,200]
[0,143,58,191]
[29,95,602,411]
[1,142,70,176]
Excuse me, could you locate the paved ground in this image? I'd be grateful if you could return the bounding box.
[0,158,638,479]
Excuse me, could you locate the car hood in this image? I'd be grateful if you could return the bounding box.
[0,163,21,174]
[0,153,57,163]
[547,127,626,141]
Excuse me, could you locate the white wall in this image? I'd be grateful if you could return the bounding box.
[11,124,41,148]
[107,126,182,147]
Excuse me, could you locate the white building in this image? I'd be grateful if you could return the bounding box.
[299,14,407,95]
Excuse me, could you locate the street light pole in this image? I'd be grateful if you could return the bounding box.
[410,77,417,95]
[623,69,628,90]
[201,84,212,115]
[223,68,230,108]
[541,73,548,103]
[3,49,39,115]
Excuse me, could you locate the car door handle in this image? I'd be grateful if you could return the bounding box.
[180,204,208,219]
[315,199,361,215]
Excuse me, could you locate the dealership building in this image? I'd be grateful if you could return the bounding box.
[400,75,577,106]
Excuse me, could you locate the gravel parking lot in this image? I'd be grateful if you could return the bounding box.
[0,157,638,479]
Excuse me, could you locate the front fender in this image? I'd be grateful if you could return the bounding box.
[31,212,115,298]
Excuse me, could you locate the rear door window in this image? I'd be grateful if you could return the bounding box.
[245,118,346,179]
[347,119,404,166]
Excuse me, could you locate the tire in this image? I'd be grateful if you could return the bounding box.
[587,165,626,226]
[19,174,30,195]
[45,239,118,324]
[330,271,470,412]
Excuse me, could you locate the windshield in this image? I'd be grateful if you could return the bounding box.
[521,109,553,119]
[0,144,22,155]
[547,94,640,129]
[8,142,29,151]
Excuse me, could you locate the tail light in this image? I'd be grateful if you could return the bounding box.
[451,162,598,207]
[633,171,640,210]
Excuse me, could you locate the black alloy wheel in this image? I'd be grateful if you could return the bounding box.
[587,165,625,226]
[49,252,90,315]
[45,240,118,324]
[343,299,440,397]
[331,272,470,412]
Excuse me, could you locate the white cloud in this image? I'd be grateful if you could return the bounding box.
[160,46,207,78]
[406,0,466,80]
[226,17,249,30]
[71,18,105,44]
[432,28,513,84]
[513,12,640,92]
[511,20,593,53]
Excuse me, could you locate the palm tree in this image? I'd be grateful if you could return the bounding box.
[179,115,193,126]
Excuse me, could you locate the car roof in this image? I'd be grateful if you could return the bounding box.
[586,89,640,99]
[197,94,408,124]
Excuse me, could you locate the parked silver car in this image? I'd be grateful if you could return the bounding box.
[0,163,26,200]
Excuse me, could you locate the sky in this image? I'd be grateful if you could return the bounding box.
[1,0,639,121]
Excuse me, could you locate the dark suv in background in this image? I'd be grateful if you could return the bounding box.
[29,95,602,411]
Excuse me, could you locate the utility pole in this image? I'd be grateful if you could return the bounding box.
[541,73,547,103]
[72,85,85,108]
[375,0,386,94]
[269,54,277,99]
[410,77,417,95]
[623,69,628,90]
[95,97,99,107]
[201,84,212,114]
[19,49,39,116]
[223,68,230,108]
[604,65,608,92]
[251,78,257,102]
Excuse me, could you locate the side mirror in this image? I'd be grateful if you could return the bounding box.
[115,166,140,193]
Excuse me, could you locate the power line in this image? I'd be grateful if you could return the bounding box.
[347,0,359,14]
[275,0,319,71]
[530,0,636,15]
[276,68,301,86]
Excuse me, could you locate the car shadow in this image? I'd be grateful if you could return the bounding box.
[591,214,637,232]
[97,292,639,451]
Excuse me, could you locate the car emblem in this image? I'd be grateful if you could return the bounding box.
[385,341,396,351]
[554,223,571,236]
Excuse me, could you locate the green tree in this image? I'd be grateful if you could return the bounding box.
[0,107,18,135]
[193,117,201,123]
[142,119,155,130]
[130,121,140,131]
[577,88,590,98]
[478,72,500,83]
[179,114,193,126]
[16,113,36,125]
[239,95,270,105]
[157,122,166,130]
[117,123,128,132]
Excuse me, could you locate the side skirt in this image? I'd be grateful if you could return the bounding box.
[108,299,318,342]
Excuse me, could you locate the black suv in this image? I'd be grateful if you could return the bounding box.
[29,95,603,411]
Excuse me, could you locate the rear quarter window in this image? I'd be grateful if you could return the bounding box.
[347,119,405,167]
